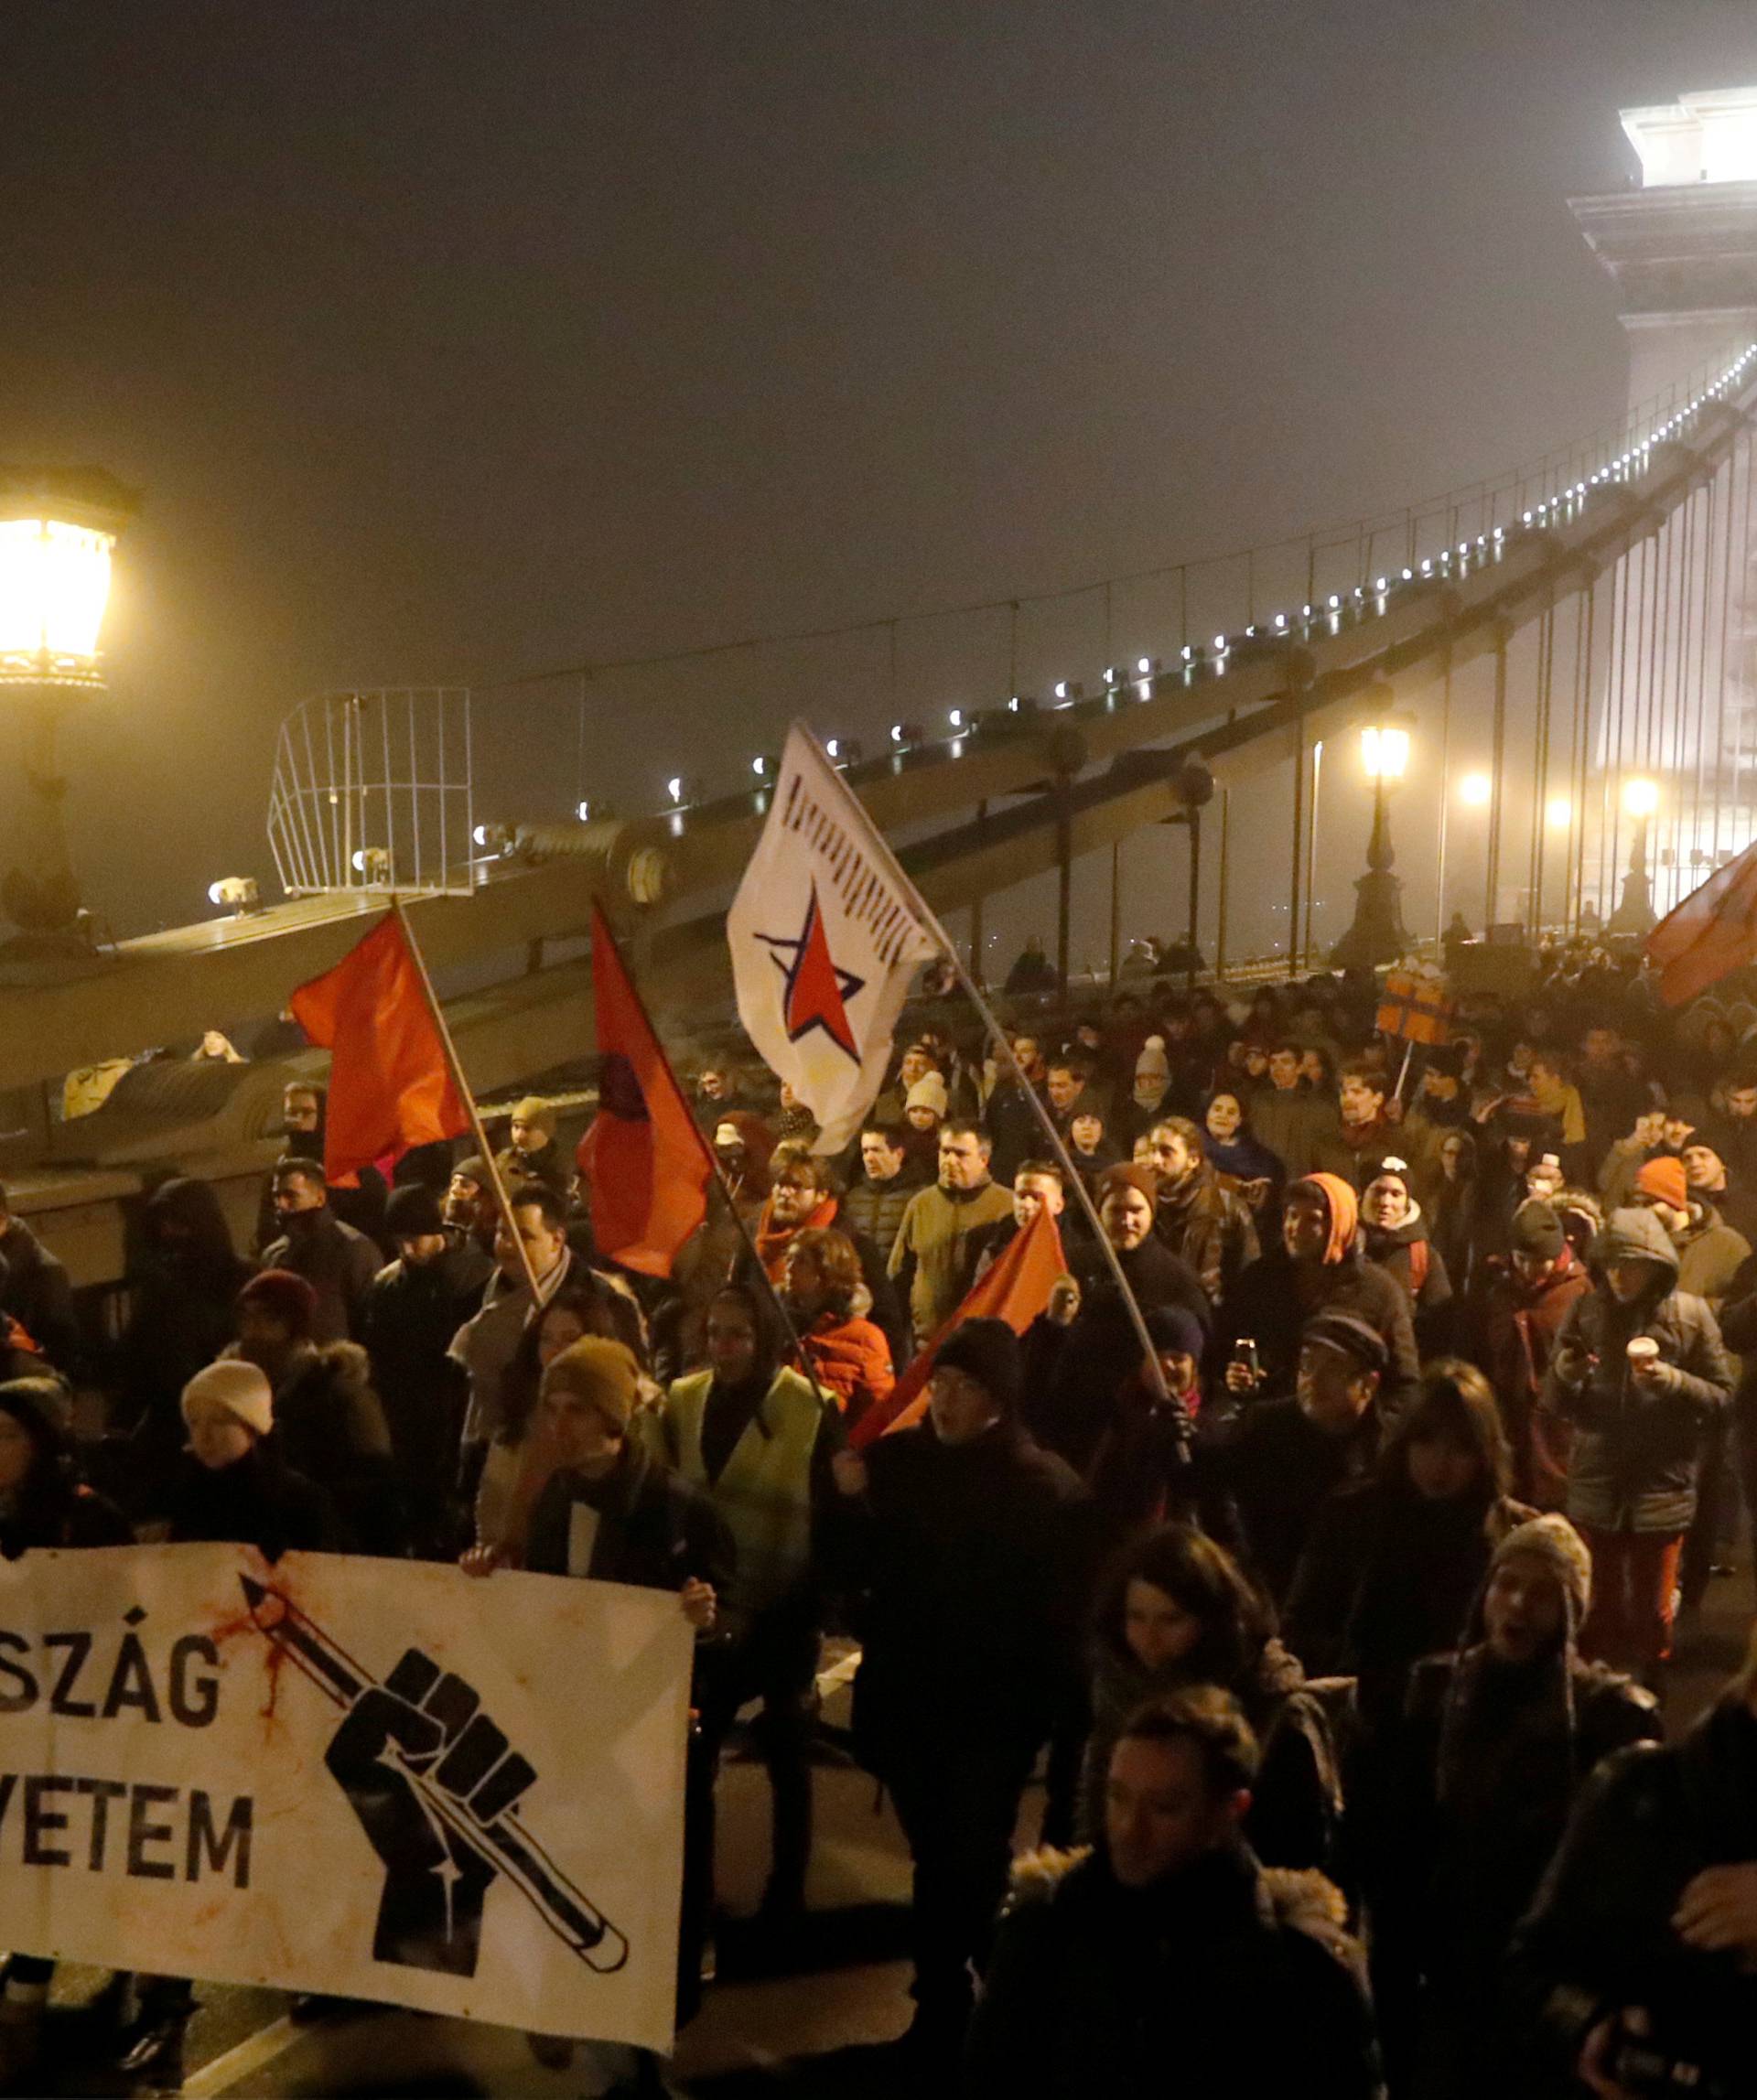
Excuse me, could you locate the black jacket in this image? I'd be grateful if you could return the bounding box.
[1285,1479,1535,1732]
[1217,1243,1420,1419]
[0,1219,78,1372]
[525,1443,734,1599]
[361,1241,490,1518]
[264,1341,406,1556]
[846,1417,1089,1764]
[163,1444,343,1559]
[965,1843,1379,2100]
[1507,1696,1757,2095]
[1214,1394,1385,1608]
[261,1209,382,1344]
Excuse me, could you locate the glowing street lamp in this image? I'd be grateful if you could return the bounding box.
[0,467,139,949]
[1459,771,1493,808]
[1610,777,1661,936]
[1331,710,1413,970]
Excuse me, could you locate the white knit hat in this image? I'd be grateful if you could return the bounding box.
[906,1072,949,1117]
[181,1361,274,1440]
[1136,1035,1170,1082]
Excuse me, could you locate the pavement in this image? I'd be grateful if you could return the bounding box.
[14,1566,1753,2097]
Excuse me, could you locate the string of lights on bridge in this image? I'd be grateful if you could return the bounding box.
[542,342,1755,841]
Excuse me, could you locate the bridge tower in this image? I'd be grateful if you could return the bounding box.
[1569,90,1757,918]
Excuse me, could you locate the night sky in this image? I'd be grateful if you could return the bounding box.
[5,2,1757,956]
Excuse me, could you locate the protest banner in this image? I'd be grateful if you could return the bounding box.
[0,1543,690,2049]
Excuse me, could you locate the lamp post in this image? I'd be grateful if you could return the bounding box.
[1608,776,1660,938]
[1330,717,1411,970]
[0,467,138,955]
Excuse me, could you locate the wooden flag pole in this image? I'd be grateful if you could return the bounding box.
[785,722,1176,1408]
[391,899,546,1308]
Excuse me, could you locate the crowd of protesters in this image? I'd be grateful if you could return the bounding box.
[5,947,1757,2095]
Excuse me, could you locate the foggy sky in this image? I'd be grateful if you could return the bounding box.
[4,0,1757,951]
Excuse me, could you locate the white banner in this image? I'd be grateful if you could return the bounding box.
[0,1545,690,2050]
[728,723,939,1154]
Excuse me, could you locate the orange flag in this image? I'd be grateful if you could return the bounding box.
[848,1204,1067,1449]
[577,902,716,1277]
[289,912,469,1185]
[1646,839,1757,1007]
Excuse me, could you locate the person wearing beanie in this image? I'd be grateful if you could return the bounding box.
[444,1154,497,1253]
[232,1268,405,1557]
[361,1182,494,1556]
[259,1157,383,1345]
[1387,1513,1659,2096]
[1542,1206,1732,1675]
[121,1363,342,2089]
[1359,1156,1454,1358]
[1218,1173,1419,1422]
[468,1333,732,2052]
[495,1093,570,1201]
[0,1377,129,2084]
[833,1317,1087,2065]
[1118,1035,1174,1153]
[1482,1201,1591,1509]
[1073,1299,1222,1544]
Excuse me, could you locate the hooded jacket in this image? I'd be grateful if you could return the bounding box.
[1483,1243,1591,1509]
[243,1340,405,1556]
[1361,1201,1453,1350]
[965,1842,1378,2100]
[1671,1201,1752,1309]
[1217,1243,1420,1421]
[1541,1207,1732,1535]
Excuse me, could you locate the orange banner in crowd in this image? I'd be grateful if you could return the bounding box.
[289,912,469,1185]
[848,1204,1066,1448]
[1375,968,1452,1045]
[1646,837,1757,1008]
[577,902,716,1277]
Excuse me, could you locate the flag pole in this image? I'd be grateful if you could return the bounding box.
[587,903,840,1418]
[787,723,1174,1403]
[390,899,545,1307]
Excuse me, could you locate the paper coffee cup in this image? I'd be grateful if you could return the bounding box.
[1627,1338,1660,1368]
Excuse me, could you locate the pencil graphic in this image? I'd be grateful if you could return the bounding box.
[240,1574,629,1975]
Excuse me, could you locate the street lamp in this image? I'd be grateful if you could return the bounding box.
[0,466,139,953]
[1330,714,1412,970]
[1609,776,1660,936]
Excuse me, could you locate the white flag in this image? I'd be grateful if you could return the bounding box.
[728,724,940,1155]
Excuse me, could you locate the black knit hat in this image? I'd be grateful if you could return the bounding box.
[1510,1200,1566,1260]
[932,1318,1023,1416]
[384,1183,445,1239]
[0,1377,71,1461]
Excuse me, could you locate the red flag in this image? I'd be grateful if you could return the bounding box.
[1646,840,1757,1007]
[289,912,469,1185]
[577,902,716,1277]
[848,1204,1067,1449]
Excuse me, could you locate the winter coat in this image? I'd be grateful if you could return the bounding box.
[0,1480,132,1560]
[1309,1113,1402,1188]
[838,1169,923,1257]
[1541,1209,1732,1534]
[1215,1394,1386,1607]
[1507,1695,1757,2097]
[887,1179,1016,1339]
[1672,1202,1752,1309]
[0,1219,78,1372]
[1284,1478,1535,1733]
[524,1442,734,1601]
[1155,1168,1259,1305]
[741,1199,906,1372]
[1251,1084,1341,1185]
[1482,1246,1591,1508]
[797,1308,893,1426]
[965,1844,1379,2100]
[1204,1126,1287,1207]
[162,1443,343,1559]
[1040,1239,1211,1477]
[846,1417,1089,1768]
[1078,1635,1343,1873]
[260,1209,382,1343]
[1216,1242,1421,1420]
[1393,1649,1657,2016]
[1361,1203,1453,1355]
[361,1240,491,1520]
[260,1341,406,1556]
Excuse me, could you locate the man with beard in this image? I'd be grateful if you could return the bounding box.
[260,1157,382,1343]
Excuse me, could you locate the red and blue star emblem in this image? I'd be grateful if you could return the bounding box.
[753,885,866,1063]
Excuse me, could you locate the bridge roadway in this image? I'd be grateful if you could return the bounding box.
[15,1562,1752,2096]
